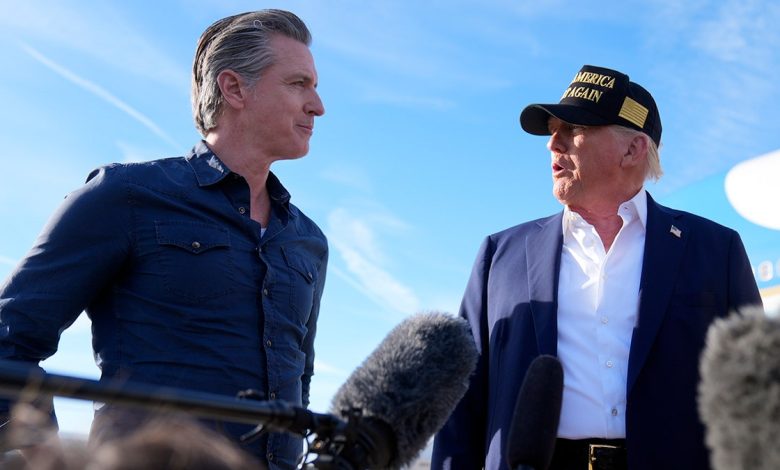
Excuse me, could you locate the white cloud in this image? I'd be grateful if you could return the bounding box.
[690,0,780,65]
[0,256,17,268]
[328,207,412,264]
[636,0,780,190]
[2,2,188,90]
[327,208,420,316]
[20,43,181,150]
[313,359,348,377]
[320,166,373,192]
[306,4,496,85]
[280,1,525,111]
[116,141,166,164]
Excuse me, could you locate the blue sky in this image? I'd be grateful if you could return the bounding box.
[1,0,779,436]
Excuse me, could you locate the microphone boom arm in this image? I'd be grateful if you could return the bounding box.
[0,361,390,469]
[0,360,339,436]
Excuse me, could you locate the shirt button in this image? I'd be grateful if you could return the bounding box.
[238,206,246,214]
[191,241,201,249]
[269,392,276,400]
[266,339,272,347]
[601,317,609,324]
[307,271,313,280]
[267,453,274,461]
[606,360,614,368]
[612,408,618,416]
[263,288,269,296]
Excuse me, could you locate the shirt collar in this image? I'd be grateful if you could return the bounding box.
[562,188,648,234]
[186,140,232,187]
[625,188,647,229]
[185,140,292,207]
[266,171,292,207]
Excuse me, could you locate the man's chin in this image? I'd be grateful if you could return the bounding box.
[276,149,309,161]
[553,185,571,205]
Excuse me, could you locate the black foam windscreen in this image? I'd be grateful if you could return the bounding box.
[506,354,564,470]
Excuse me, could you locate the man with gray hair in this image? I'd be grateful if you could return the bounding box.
[0,10,327,469]
[432,65,762,469]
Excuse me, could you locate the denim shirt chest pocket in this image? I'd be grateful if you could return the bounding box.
[280,245,319,321]
[154,221,236,302]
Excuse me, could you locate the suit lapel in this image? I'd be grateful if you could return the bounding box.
[627,193,687,392]
[526,213,564,356]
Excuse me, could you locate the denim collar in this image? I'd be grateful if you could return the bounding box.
[186,141,292,208]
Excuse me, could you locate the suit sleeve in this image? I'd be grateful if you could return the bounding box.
[431,236,493,470]
[727,231,763,312]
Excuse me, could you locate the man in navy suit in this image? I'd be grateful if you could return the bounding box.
[431,65,762,470]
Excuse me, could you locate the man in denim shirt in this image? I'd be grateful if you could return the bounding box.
[0,10,327,469]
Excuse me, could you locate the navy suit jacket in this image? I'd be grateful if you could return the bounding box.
[431,193,761,470]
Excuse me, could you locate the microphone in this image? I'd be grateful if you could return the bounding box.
[0,311,478,469]
[324,312,478,469]
[506,355,564,470]
[698,305,780,470]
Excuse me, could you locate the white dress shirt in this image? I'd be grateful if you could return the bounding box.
[556,189,647,439]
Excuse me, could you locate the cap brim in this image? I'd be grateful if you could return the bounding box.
[519,104,614,135]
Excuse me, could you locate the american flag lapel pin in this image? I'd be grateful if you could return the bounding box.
[670,225,682,238]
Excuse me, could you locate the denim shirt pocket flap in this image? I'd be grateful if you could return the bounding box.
[281,247,318,285]
[155,221,231,254]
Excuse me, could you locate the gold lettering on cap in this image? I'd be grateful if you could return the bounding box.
[561,86,603,103]
[570,72,616,89]
[618,97,649,128]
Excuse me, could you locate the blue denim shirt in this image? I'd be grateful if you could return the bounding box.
[0,141,328,468]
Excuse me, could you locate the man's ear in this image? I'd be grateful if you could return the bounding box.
[622,134,649,169]
[216,70,246,110]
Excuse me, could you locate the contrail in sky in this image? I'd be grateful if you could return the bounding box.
[19,42,180,150]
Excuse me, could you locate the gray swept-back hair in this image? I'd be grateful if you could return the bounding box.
[191,10,311,136]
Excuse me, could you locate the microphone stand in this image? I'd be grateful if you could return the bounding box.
[0,361,336,434]
[0,361,379,469]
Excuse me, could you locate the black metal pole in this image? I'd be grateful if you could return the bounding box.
[0,360,340,436]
